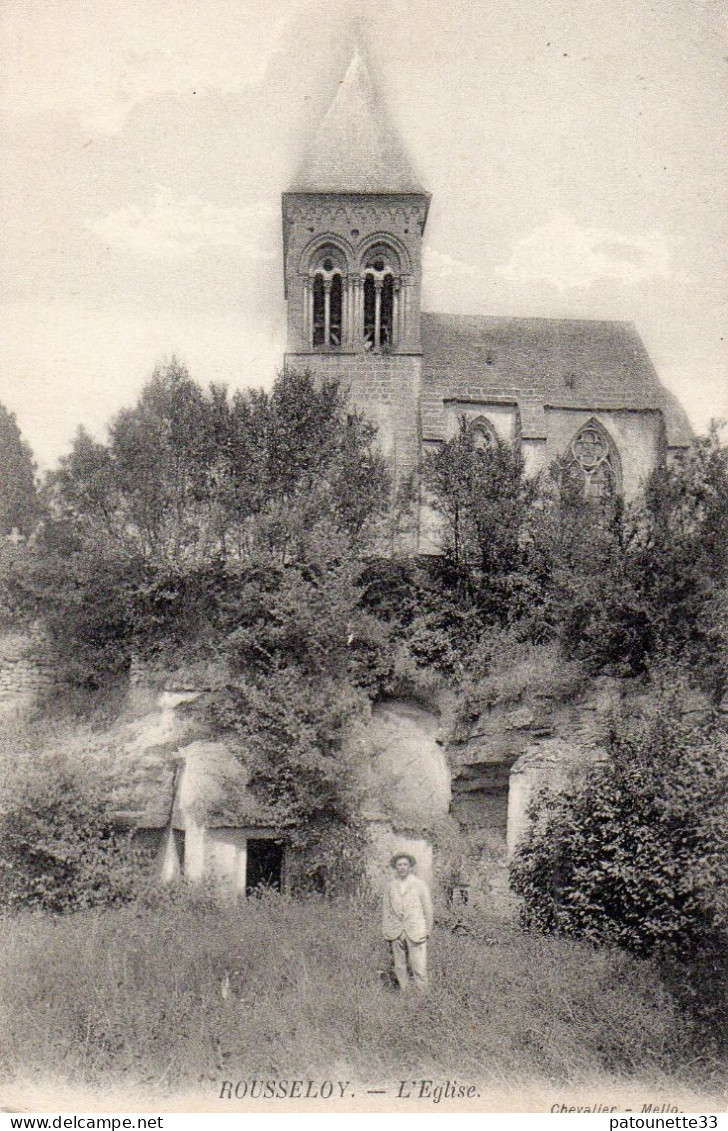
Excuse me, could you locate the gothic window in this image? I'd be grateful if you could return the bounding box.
[469,417,497,453]
[569,420,620,500]
[308,245,346,350]
[362,245,400,352]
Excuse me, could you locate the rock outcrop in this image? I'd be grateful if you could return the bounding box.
[442,662,624,913]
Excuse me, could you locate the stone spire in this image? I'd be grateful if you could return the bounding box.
[289,51,425,194]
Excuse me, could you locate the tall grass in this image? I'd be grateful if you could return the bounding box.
[0,891,719,1092]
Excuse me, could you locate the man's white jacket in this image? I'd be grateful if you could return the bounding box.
[382,873,434,943]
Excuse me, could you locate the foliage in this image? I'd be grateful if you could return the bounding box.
[208,527,393,845]
[0,363,400,863]
[422,420,538,625]
[1,545,144,685]
[0,403,38,538]
[0,751,149,913]
[285,819,372,897]
[510,684,728,1035]
[3,363,392,673]
[3,355,727,944]
[457,635,586,724]
[523,457,645,671]
[630,424,728,698]
[359,460,562,682]
[527,427,728,694]
[48,361,390,567]
[359,555,485,677]
[418,424,728,687]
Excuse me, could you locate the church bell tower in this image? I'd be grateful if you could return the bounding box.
[282,52,430,480]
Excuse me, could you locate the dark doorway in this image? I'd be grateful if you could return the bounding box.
[246,838,284,895]
[173,828,185,872]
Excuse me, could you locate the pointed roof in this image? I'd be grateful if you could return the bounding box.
[289,52,426,194]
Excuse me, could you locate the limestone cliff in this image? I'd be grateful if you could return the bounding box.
[2,628,702,914]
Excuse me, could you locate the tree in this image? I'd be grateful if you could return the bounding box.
[50,359,228,567]
[0,403,37,537]
[629,423,728,699]
[510,425,728,694]
[9,363,392,684]
[48,363,390,567]
[209,522,391,885]
[524,456,646,673]
[422,419,537,625]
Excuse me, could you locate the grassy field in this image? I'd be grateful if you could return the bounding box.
[0,891,724,1102]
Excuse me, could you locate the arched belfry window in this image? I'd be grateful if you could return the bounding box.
[312,275,325,347]
[569,419,621,500]
[362,245,400,352]
[308,245,346,349]
[329,274,342,346]
[381,276,394,349]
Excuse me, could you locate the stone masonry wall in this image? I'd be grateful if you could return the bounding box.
[285,350,422,482]
[282,193,427,355]
[542,408,665,498]
[0,628,62,716]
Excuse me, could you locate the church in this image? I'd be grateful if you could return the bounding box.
[282,53,691,525]
[0,53,699,908]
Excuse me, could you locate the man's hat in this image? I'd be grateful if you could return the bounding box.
[390,852,416,868]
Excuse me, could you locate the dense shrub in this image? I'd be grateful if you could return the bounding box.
[205,527,394,845]
[510,685,728,1036]
[285,819,373,896]
[0,752,149,913]
[359,555,486,677]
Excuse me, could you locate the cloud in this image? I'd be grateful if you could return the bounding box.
[87,188,277,260]
[0,300,285,469]
[423,246,489,285]
[0,0,305,133]
[496,213,673,291]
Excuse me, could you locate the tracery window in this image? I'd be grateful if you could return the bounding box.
[469,417,497,453]
[569,420,619,500]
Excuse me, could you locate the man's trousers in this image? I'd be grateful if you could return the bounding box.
[391,934,428,992]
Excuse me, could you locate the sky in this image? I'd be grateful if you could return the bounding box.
[1,0,726,469]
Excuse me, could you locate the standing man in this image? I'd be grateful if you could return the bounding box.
[382,852,434,993]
